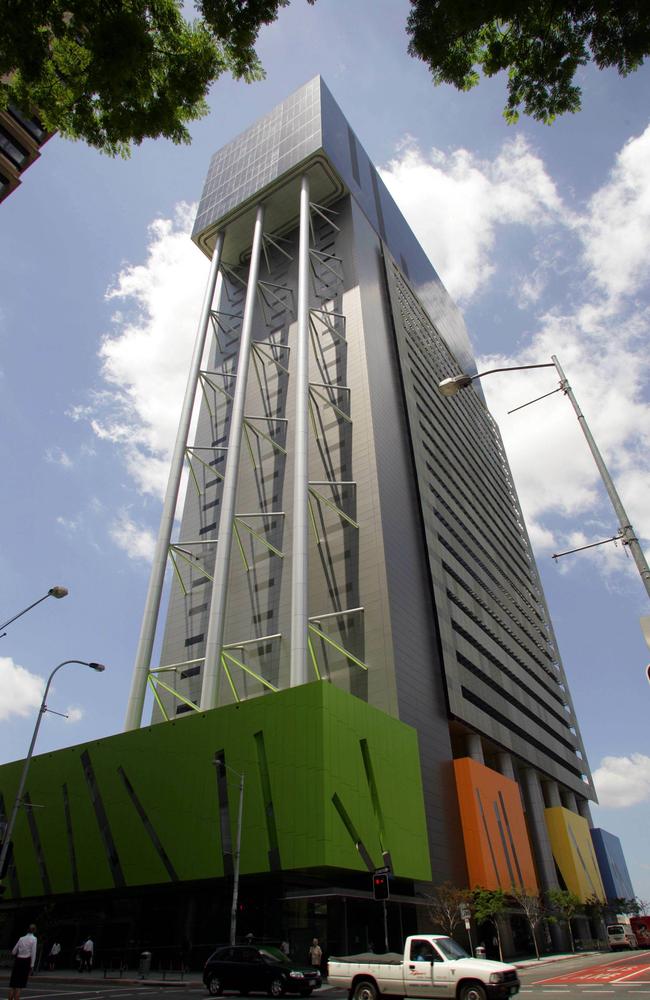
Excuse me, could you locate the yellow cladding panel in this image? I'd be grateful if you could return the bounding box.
[545,806,606,902]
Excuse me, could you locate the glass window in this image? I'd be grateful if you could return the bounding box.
[7,104,45,141]
[434,938,469,961]
[410,940,434,962]
[0,126,28,167]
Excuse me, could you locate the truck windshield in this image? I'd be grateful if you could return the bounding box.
[435,939,469,960]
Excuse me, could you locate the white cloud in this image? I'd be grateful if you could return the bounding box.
[0,657,44,721]
[380,135,565,301]
[378,127,650,585]
[89,202,209,498]
[593,754,650,808]
[580,125,650,304]
[45,447,73,468]
[109,510,156,562]
[56,515,80,533]
[78,130,649,594]
[64,705,84,724]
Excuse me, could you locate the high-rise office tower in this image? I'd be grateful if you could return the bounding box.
[124,76,612,935]
[2,77,627,954]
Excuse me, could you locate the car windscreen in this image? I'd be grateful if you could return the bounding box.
[259,947,291,965]
[607,926,625,934]
[435,938,469,960]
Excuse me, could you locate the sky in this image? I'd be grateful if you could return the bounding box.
[1,0,649,905]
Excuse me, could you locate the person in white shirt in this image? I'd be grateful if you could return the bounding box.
[9,925,37,1000]
[79,938,94,973]
[47,943,61,971]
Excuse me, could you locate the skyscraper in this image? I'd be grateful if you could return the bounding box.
[123,76,611,938]
[1,77,628,956]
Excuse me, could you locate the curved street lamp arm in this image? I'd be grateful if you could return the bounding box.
[0,660,104,882]
[472,362,556,382]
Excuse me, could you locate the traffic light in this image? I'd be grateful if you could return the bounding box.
[373,873,389,901]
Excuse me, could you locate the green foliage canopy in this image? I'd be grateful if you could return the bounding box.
[0,0,297,156]
[406,0,650,123]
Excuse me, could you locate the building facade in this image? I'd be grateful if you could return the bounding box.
[1,78,632,961]
[123,75,610,941]
[0,104,50,204]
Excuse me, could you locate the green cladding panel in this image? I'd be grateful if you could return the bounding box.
[0,682,431,899]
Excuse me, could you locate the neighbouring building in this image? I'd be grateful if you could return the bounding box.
[0,104,50,204]
[0,78,633,964]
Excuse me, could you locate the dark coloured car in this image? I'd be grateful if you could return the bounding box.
[203,945,322,997]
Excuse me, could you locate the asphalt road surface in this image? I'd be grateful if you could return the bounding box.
[518,950,650,998]
[6,952,650,1000]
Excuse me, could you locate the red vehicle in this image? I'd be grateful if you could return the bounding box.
[630,917,650,948]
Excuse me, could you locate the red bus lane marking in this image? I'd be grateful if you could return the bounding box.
[612,964,650,983]
[534,957,649,985]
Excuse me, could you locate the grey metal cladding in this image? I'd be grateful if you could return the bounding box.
[381,247,594,799]
[193,76,478,383]
[319,78,478,381]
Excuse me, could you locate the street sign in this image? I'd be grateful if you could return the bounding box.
[374,865,391,875]
[460,903,471,920]
[464,919,471,930]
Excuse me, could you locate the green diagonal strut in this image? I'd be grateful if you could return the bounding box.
[308,623,368,671]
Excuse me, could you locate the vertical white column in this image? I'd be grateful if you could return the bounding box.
[124,233,224,731]
[200,205,265,711]
[466,733,484,765]
[290,174,311,687]
[497,751,516,781]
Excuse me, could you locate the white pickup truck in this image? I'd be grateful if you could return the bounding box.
[328,934,520,1000]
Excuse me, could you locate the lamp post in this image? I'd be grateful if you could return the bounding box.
[214,757,244,946]
[0,659,106,882]
[0,586,68,638]
[438,357,650,601]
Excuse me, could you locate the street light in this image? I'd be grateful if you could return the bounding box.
[438,356,650,601]
[0,659,106,883]
[213,756,245,946]
[0,586,69,638]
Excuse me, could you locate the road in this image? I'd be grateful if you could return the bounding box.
[5,952,650,1000]
[518,951,650,998]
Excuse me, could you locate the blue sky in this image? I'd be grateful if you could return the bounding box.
[1,0,649,905]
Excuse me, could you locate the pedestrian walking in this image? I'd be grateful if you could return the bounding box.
[9,924,37,1000]
[79,938,94,973]
[47,943,61,971]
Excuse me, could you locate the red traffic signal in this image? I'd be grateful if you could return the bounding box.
[373,873,390,900]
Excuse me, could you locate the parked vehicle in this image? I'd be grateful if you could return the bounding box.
[607,921,638,951]
[203,944,322,997]
[327,934,520,1000]
[630,916,650,948]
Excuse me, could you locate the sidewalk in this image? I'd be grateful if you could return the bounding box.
[515,951,599,968]
[0,951,597,990]
[0,967,206,989]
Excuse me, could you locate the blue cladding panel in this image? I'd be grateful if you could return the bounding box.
[591,828,635,901]
[193,77,322,238]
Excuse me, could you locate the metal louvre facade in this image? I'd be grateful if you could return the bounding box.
[381,253,593,799]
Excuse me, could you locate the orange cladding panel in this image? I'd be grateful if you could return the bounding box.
[454,757,538,892]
